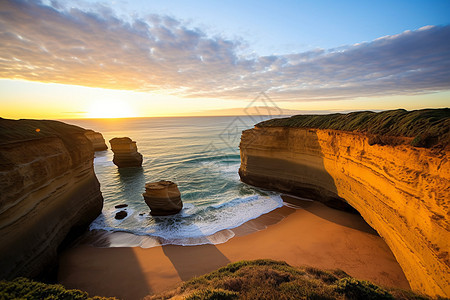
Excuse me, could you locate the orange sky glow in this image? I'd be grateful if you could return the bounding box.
[1,1,449,119]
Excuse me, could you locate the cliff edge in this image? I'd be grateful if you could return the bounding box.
[84,129,108,151]
[0,118,104,279]
[239,109,449,297]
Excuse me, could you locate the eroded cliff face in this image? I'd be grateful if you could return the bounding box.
[0,119,103,279]
[239,127,449,297]
[84,130,108,151]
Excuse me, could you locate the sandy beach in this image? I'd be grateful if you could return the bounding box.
[58,197,410,300]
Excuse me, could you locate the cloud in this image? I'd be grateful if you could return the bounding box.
[1,0,450,101]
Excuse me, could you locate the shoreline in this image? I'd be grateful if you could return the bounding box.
[77,197,288,249]
[58,196,410,300]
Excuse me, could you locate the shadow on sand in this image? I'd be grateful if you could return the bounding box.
[161,244,230,281]
[241,128,379,236]
[151,216,231,281]
[58,246,152,300]
[282,195,379,236]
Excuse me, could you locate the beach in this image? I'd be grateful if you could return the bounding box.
[58,196,410,300]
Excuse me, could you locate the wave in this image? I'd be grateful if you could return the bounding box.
[89,194,283,247]
[85,116,281,249]
[182,154,241,165]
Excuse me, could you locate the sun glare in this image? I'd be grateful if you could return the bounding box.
[86,99,135,118]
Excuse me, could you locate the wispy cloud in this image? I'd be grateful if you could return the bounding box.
[1,0,449,101]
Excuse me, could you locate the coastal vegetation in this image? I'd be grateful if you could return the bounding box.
[0,260,434,299]
[256,108,450,148]
[150,259,429,300]
[0,277,115,299]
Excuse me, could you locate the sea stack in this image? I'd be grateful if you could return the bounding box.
[143,180,183,216]
[109,137,143,168]
[84,130,108,151]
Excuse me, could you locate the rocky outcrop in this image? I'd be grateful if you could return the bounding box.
[84,130,107,151]
[0,118,103,280]
[109,137,143,168]
[115,211,127,220]
[239,125,449,297]
[143,180,183,216]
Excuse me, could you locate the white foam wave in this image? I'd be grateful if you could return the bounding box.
[89,194,283,247]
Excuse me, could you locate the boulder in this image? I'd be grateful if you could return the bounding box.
[114,204,128,209]
[143,180,183,216]
[109,137,143,168]
[115,211,128,220]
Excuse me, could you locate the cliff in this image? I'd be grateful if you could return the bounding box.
[84,130,108,151]
[0,118,103,279]
[239,109,450,297]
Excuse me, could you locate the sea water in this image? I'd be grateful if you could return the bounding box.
[64,116,284,247]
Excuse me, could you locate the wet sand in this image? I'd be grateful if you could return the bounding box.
[58,197,410,300]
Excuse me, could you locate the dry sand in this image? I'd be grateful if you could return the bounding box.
[58,197,410,300]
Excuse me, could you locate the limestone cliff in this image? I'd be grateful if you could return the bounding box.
[239,109,449,297]
[0,118,103,279]
[84,130,108,151]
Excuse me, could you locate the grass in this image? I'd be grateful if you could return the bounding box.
[149,259,431,300]
[0,277,116,299]
[256,108,450,148]
[0,261,436,299]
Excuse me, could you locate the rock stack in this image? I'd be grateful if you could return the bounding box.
[109,137,143,168]
[84,130,108,151]
[143,180,183,216]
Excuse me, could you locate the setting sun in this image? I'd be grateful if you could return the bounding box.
[86,99,135,118]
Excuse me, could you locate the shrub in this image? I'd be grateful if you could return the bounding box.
[334,277,394,300]
[186,288,238,300]
[154,260,430,300]
[0,277,115,300]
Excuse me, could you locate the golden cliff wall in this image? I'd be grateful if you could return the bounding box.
[239,127,449,297]
[0,120,103,279]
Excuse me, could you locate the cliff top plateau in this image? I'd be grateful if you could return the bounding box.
[109,137,133,144]
[256,108,450,148]
[0,118,89,149]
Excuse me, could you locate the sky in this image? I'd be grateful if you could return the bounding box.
[1,0,449,119]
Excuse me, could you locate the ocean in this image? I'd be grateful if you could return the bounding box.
[65,116,284,247]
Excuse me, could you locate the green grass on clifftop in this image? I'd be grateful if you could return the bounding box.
[256,108,450,148]
[0,277,116,300]
[150,259,430,300]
